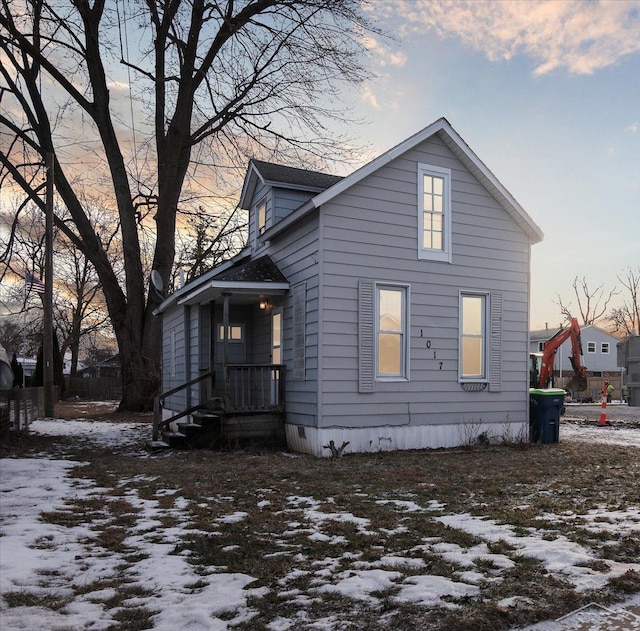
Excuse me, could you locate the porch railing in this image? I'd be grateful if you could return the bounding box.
[153,365,285,442]
[224,364,285,414]
[152,371,213,441]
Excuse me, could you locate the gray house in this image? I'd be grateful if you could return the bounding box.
[156,118,544,455]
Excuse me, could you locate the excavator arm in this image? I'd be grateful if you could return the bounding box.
[534,318,587,391]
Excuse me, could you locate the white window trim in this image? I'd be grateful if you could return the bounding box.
[600,342,610,354]
[459,291,489,383]
[587,341,596,353]
[255,197,267,239]
[418,163,452,263]
[375,283,410,382]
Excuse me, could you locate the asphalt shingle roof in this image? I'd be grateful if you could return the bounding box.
[214,254,288,284]
[252,159,343,191]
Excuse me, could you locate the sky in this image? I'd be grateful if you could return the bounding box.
[1,415,639,630]
[1,1,638,333]
[350,0,640,331]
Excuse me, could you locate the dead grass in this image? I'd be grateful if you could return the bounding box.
[3,413,640,629]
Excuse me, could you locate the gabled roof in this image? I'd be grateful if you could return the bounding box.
[262,117,544,244]
[214,254,288,284]
[240,160,343,209]
[155,253,289,313]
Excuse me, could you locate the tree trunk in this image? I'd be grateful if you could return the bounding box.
[117,318,161,412]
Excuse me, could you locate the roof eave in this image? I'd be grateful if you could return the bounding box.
[177,281,290,307]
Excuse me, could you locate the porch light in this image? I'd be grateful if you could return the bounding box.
[259,298,269,310]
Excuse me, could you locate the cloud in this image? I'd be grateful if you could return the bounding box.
[361,84,380,109]
[628,122,639,134]
[362,36,407,68]
[388,0,640,76]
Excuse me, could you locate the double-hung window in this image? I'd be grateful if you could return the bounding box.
[418,163,451,262]
[460,292,488,381]
[256,199,266,236]
[376,285,408,380]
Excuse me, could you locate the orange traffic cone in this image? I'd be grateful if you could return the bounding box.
[599,392,607,426]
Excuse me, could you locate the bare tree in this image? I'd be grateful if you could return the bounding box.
[609,267,640,336]
[1,193,115,367]
[177,206,247,285]
[54,235,112,393]
[556,276,618,326]
[0,0,378,410]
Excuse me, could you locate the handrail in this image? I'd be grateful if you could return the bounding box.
[159,371,213,403]
[153,371,213,441]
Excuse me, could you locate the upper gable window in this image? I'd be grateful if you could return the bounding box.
[256,199,267,236]
[601,342,610,354]
[418,164,451,262]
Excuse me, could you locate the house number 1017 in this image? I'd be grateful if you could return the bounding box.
[419,332,442,369]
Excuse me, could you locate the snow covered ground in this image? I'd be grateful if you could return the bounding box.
[1,417,639,630]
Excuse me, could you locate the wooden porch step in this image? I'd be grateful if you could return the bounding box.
[161,430,188,448]
[177,422,203,430]
[191,412,221,424]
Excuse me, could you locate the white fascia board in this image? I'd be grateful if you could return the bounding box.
[239,162,264,209]
[177,281,289,306]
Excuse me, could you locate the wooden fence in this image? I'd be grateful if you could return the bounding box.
[65,377,122,401]
[0,387,46,442]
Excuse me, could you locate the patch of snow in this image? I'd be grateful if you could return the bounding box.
[3,417,640,629]
[394,574,480,608]
[314,569,402,601]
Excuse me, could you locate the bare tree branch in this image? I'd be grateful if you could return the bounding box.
[555,276,618,326]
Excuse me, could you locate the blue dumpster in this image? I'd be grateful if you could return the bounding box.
[529,388,565,443]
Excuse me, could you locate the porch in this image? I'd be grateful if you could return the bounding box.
[152,364,285,448]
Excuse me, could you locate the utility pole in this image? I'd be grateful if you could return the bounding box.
[43,152,54,417]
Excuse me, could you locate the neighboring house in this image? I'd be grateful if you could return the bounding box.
[77,355,121,379]
[62,353,87,376]
[156,117,544,456]
[529,324,623,399]
[14,356,37,386]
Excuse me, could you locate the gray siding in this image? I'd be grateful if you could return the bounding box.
[273,187,314,223]
[267,212,321,426]
[317,134,531,429]
[162,304,187,411]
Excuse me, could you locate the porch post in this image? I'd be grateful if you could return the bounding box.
[222,292,231,368]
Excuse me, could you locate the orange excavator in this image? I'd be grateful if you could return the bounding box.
[530,318,588,393]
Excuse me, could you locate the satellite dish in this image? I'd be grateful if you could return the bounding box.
[150,270,164,293]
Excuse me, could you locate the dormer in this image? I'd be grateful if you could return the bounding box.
[239,159,342,249]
